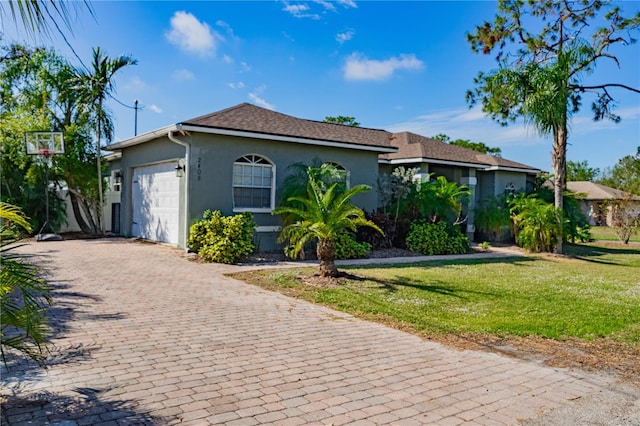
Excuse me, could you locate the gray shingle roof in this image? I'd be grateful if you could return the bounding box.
[182,103,396,150]
[109,103,540,172]
[381,132,540,171]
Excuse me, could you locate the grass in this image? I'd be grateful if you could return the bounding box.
[589,225,640,243]
[231,244,640,346]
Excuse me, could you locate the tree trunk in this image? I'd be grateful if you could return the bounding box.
[317,238,338,278]
[69,190,93,234]
[95,124,103,233]
[552,124,567,254]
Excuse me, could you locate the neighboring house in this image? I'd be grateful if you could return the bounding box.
[379,132,540,236]
[566,181,640,226]
[105,103,540,249]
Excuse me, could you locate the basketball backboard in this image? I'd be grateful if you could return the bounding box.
[25,131,65,155]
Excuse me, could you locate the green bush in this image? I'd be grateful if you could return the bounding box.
[474,195,513,242]
[335,231,371,260]
[509,197,562,253]
[405,221,470,255]
[187,210,257,264]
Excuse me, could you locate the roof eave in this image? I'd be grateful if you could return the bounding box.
[481,165,541,174]
[379,157,490,169]
[106,124,178,150]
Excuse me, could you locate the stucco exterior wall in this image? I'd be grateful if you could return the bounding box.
[187,133,380,250]
[115,132,381,250]
[117,137,187,245]
[477,170,528,201]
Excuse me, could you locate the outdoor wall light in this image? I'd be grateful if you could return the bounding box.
[175,164,185,177]
[114,171,122,184]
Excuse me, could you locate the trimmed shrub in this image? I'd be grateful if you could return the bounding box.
[335,231,371,260]
[405,221,470,255]
[187,210,256,264]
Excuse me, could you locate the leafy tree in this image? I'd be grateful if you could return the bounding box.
[466,0,640,254]
[607,195,639,244]
[567,160,600,182]
[432,134,502,156]
[74,47,137,232]
[0,202,51,365]
[323,116,360,127]
[600,147,640,195]
[1,44,99,233]
[273,167,382,278]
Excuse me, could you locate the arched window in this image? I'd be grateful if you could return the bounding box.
[323,162,349,188]
[232,154,274,211]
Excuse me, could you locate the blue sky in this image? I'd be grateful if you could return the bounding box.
[5,0,640,173]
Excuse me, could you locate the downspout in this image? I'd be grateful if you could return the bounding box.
[168,126,190,251]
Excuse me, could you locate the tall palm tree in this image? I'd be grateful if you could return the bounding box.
[0,202,51,365]
[273,168,382,278]
[75,47,136,232]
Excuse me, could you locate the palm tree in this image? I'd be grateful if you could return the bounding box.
[413,175,470,224]
[273,168,382,278]
[75,47,136,232]
[1,0,92,39]
[0,202,51,365]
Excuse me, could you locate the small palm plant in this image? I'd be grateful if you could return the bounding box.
[1,202,51,365]
[273,168,382,278]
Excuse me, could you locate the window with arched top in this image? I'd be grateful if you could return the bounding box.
[232,154,275,211]
[324,162,350,188]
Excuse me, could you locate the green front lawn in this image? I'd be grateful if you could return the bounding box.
[589,225,640,243]
[231,244,640,345]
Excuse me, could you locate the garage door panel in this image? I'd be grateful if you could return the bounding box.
[132,163,180,245]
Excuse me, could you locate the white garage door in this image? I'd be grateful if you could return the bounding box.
[131,162,180,245]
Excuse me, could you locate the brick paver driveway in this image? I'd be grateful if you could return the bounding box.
[0,238,628,425]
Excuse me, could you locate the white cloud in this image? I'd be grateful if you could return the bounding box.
[282,2,321,19]
[216,20,238,40]
[248,86,275,110]
[343,53,424,81]
[337,0,357,8]
[123,76,148,91]
[172,69,195,81]
[222,54,233,64]
[336,30,354,44]
[166,11,220,56]
[313,0,336,11]
[228,82,246,89]
[240,61,251,72]
[149,104,163,114]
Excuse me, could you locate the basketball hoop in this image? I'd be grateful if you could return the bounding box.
[25,131,65,241]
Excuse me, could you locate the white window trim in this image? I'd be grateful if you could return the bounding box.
[232,154,276,213]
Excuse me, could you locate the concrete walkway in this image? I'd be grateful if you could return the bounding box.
[0,238,631,425]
